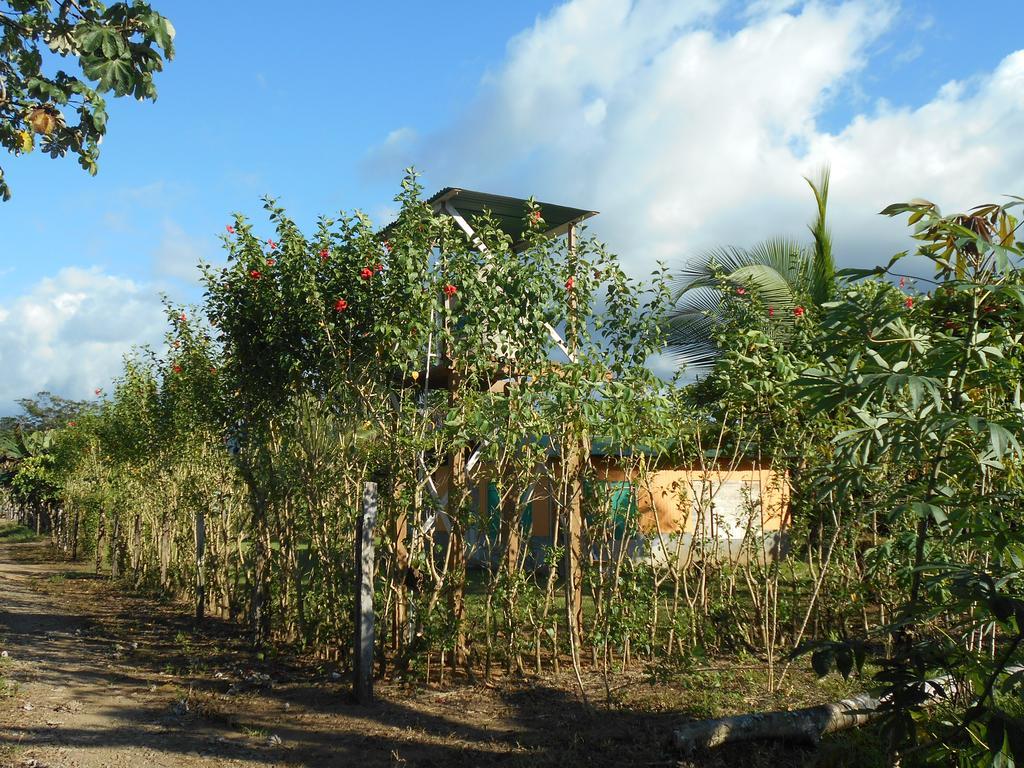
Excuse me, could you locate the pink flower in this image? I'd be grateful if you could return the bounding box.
[793,306,805,318]
[905,297,914,309]
[267,239,277,250]
[94,388,101,396]
[768,307,775,317]
[360,267,373,280]
[375,263,383,273]
[319,249,329,261]
[736,287,746,295]
[226,225,235,234]
[899,276,906,288]
[179,312,186,322]
[566,276,575,291]
[531,210,542,223]
[334,298,349,312]
[443,284,458,297]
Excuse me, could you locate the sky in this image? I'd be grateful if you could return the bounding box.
[2,0,1024,413]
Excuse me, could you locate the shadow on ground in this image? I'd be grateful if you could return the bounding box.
[0,540,853,767]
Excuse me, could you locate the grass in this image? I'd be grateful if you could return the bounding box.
[0,520,39,542]
[0,654,15,699]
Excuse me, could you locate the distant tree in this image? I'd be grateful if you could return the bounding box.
[0,0,175,200]
[0,390,91,432]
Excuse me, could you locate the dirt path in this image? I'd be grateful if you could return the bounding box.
[0,541,289,768]
[0,540,699,768]
[0,539,843,768]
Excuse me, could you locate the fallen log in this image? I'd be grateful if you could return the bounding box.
[673,672,986,754]
[673,691,883,753]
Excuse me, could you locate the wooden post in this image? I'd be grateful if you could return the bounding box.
[564,222,585,651]
[110,514,120,579]
[391,502,409,653]
[565,443,585,651]
[501,494,523,576]
[447,450,468,668]
[353,481,377,704]
[195,508,206,621]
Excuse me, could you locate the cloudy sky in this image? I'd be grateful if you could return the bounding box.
[2,0,1023,413]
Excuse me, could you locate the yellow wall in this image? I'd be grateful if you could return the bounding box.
[433,458,790,539]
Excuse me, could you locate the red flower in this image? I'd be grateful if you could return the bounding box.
[905,297,914,309]
[226,225,235,234]
[375,263,383,273]
[267,239,277,249]
[266,257,276,266]
[768,307,775,317]
[334,298,349,312]
[360,267,373,280]
[736,287,746,295]
[68,421,76,427]
[899,276,906,288]
[319,249,329,261]
[793,306,805,318]
[250,269,262,280]
[383,240,392,252]
[172,364,182,374]
[443,283,458,297]
[565,276,575,291]
[94,388,101,396]
[179,312,186,322]
[531,210,542,223]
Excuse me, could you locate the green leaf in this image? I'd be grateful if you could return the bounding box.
[909,502,947,526]
[81,56,134,95]
[811,648,833,678]
[74,23,107,54]
[836,646,854,680]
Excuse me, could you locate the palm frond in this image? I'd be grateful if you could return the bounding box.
[805,165,836,305]
[664,237,808,371]
[662,287,726,372]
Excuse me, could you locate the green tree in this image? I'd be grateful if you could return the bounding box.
[0,0,174,200]
[665,168,836,369]
[799,198,1024,764]
[0,390,91,432]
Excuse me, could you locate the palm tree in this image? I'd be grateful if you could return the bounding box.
[664,168,836,370]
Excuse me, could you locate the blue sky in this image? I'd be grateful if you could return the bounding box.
[2,0,1024,411]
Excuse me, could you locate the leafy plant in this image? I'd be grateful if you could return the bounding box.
[0,0,175,199]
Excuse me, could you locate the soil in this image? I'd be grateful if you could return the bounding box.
[0,539,867,768]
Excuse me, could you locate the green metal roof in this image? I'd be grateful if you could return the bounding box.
[426,187,598,248]
[430,187,597,244]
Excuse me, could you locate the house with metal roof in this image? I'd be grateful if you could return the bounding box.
[408,187,789,570]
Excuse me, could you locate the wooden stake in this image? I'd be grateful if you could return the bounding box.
[353,481,377,704]
[195,508,206,621]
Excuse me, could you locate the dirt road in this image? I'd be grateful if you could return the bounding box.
[0,540,695,768]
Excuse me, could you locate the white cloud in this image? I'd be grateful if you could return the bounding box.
[151,220,216,283]
[370,0,1024,276]
[0,268,166,415]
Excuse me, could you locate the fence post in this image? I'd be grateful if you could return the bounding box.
[353,481,377,704]
[195,508,206,621]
